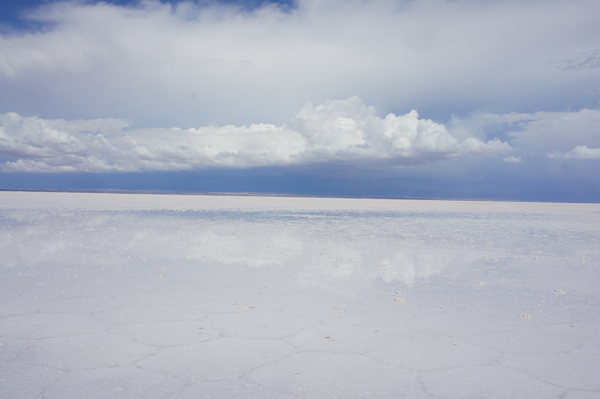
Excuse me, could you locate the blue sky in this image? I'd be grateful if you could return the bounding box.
[1,0,599,201]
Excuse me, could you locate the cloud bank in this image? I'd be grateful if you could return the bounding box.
[0,97,511,173]
[1,0,599,128]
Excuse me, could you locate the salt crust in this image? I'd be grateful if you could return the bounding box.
[0,191,599,398]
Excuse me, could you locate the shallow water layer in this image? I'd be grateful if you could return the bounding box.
[1,192,599,398]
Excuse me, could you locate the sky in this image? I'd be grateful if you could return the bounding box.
[0,0,599,202]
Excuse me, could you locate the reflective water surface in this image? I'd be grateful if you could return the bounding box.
[1,192,599,398]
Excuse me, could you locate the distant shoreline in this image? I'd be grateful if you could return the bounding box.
[0,187,580,204]
[0,187,441,200]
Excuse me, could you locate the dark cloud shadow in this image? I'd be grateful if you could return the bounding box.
[1,161,599,203]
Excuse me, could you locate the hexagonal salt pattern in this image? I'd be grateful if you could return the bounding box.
[1,191,599,398]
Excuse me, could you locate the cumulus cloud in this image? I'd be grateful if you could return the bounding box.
[0,97,511,173]
[548,146,600,160]
[0,0,599,127]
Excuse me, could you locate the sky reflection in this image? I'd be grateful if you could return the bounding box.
[1,209,469,293]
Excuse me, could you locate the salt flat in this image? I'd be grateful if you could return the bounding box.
[1,191,599,399]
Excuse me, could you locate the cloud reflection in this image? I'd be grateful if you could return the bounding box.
[1,209,460,293]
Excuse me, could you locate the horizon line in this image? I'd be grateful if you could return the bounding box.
[1,187,592,205]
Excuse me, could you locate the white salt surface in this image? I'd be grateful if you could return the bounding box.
[1,191,599,398]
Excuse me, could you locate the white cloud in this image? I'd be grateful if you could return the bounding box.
[548,145,600,160]
[0,97,511,172]
[449,108,600,158]
[502,109,600,152]
[0,0,599,127]
[503,156,523,163]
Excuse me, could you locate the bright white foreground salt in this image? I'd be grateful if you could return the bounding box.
[1,192,599,399]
